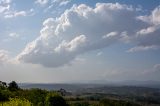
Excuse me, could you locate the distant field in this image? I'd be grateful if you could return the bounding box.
[19,83,160,106]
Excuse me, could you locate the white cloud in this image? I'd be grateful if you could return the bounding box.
[0,0,34,18]
[35,0,49,5]
[17,3,160,67]
[14,11,27,16]
[52,0,71,6]
[129,6,160,52]
[0,0,11,13]
[43,0,72,13]
[4,9,34,18]
[0,5,10,13]
[54,35,86,52]
[137,6,160,25]
[59,0,70,6]
[127,45,159,52]
[0,0,12,4]
[5,11,27,18]
[9,33,19,38]
[17,34,87,67]
[151,6,160,25]
[102,31,118,39]
[136,26,157,35]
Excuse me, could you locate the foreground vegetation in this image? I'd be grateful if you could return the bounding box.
[0,98,32,106]
[0,81,159,106]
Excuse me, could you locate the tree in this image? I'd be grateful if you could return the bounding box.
[58,88,67,96]
[8,81,19,91]
[0,81,7,88]
[2,82,7,87]
[25,88,48,106]
[45,93,68,106]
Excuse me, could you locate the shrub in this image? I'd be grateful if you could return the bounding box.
[24,88,48,106]
[0,98,32,106]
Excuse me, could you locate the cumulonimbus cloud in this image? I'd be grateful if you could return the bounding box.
[17,3,160,67]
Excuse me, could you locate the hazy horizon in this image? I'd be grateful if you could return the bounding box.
[0,0,160,83]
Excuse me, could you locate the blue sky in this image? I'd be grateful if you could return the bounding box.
[0,0,160,83]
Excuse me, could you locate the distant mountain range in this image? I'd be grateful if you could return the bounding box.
[113,80,160,88]
[19,80,160,91]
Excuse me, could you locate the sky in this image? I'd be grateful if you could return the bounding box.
[0,0,160,83]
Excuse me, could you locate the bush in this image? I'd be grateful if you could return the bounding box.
[24,88,48,106]
[0,89,11,101]
[0,98,32,106]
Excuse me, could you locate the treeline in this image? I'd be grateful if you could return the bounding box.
[0,81,68,106]
[0,81,141,106]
